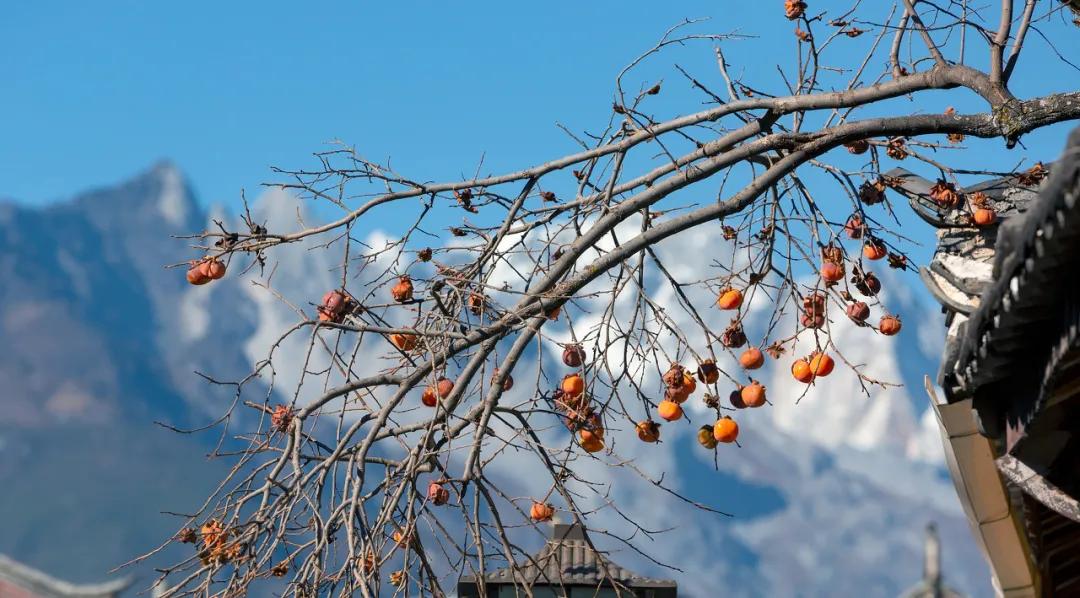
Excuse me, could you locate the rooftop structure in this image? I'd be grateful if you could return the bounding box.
[0,554,129,598]
[907,126,1080,596]
[458,523,676,597]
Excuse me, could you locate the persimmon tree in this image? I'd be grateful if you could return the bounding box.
[149,1,1080,596]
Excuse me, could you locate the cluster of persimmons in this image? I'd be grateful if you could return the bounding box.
[183,227,914,531]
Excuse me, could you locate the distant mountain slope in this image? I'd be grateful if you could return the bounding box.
[0,163,991,595]
[0,163,233,584]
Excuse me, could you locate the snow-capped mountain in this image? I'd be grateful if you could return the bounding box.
[0,163,990,595]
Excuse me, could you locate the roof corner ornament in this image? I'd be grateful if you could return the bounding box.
[923,523,942,586]
[898,522,968,598]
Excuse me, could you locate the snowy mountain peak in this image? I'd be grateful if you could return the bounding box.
[153,161,191,226]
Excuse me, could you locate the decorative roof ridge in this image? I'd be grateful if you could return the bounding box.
[458,523,676,588]
[0,554,132,597]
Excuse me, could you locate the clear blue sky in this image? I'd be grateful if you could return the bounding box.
[2,0,1075,215]
[1,1,742,206]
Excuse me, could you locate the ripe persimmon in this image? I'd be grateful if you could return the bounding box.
[821,262,845,282]
[421,386,438,407]
[974,207,996,226]
[636,420,661,443]
[808,352,835,377]
[791,359,815,383]
[863,239,887,261]
[717,288,744,310]
[561,373,585,397]
[739,348,765,370]
[657,399,683,422]
[579,429,604,453]
[436,376,454,398]
[713,417,739,443]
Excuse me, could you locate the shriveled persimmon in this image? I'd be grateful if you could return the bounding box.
[319,290,352,323]
[844,215,865,239]
[801,313,825,329]
[391,276,414,302]
[428,482,449,505]
[740,381,766,408]
[491,368,514,391]
[722,324,747,348]
[845,140,869,155]
[729,389,747,409]
[530,501,555,522]
[186,259,223,286]
[846,301,870,322]
[271,405,294,433]
[785,0,807,19]
[662,364,686,388]
[665,385,691,404]
[562,344,586,367]
[697,425,719,449]
[390,332,418,351]
[697,359,720,384]
[854,272,882,296]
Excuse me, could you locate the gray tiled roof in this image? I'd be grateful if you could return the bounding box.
[0,554,130,598]
[459,524,676,589]
[945,127,1080,397]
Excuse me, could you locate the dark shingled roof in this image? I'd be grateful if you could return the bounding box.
[943,126,1080,403]
[458,524,676,593]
